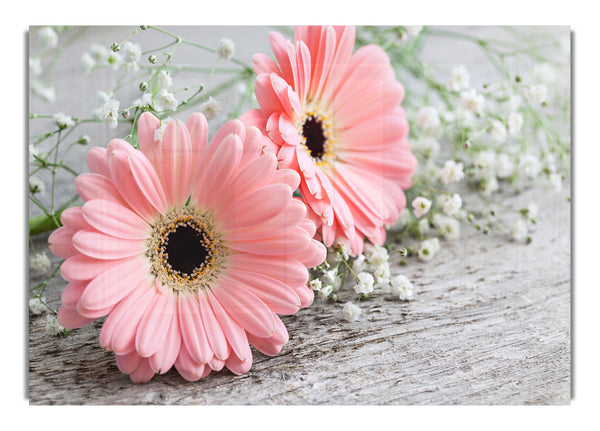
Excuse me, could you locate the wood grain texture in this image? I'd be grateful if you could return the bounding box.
[28,186,570,405]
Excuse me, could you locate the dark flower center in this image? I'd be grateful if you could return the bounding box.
[164,225,209,276]
[302,116,327,160]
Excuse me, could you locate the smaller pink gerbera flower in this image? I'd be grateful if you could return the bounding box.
[241,26,417,256]
[48,112,325,383]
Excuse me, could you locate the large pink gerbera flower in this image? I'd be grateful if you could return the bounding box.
[241,26,417,255]
[48,112,325,383]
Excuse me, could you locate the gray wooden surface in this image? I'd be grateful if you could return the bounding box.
[27,26,571,405]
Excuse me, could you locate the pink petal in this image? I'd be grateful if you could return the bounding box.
[228,254,309,287]
[61,254,129,282]
[57,305,95,329]
[108,149,161,222]
[227,269,300,315]
[127,149,169,214]
[268,31,294,85]
[197,292,230,361]
[129,358,155,383]
[72,228,145,260]
[82,199,150,240]
[229,226,311,256]
[137,111,162,171]
[253,52,281,76]
[225,353,252,376]
[290,283,314,308]
[99,281,154,351]
[174,342,211,382]
[86,147,110,176]
[272,169,301,191]
[247,315,289,356]
[115,350,143,375]
[238,125,266,171]
[212,153,276,214]
[193,133,243,209]
[177,294,213,364]
[161,120,193,206]
[218,183,292,230]
[77,256,151,315]
[185,112,209,187]
[61,280,87,308]
[148,309,181,374]
[107,279,156,355]
[224,198,306,241]
[48,226,78,259]
[75,173,125,205]
[212,278,276,338]
[293,238,327,268]
[135,290,175,358]
[208,356,226,371]
[206,291,252,362]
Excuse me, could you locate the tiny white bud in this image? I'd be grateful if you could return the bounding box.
[412,197,432,218]
[342,302,362,321]
[217,38,236,60]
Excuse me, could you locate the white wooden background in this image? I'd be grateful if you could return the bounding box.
[27,26,571,405]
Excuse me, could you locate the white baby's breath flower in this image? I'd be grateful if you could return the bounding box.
[418,238,440,262]
[363,244,389,267]
[321,268,338,286]
[309,278,322,291]
[510,219,528,241]
[318,284,333,299]
[495,153,514,179]
[31,81,55,102]
[405,26,423,37]
[133,92,154,109]
[45,314,64,335]
[122,41,142,64]
[412,136,440,159]
[460,89,485,114]
[447,64,470,91]
[38,27,58,48]
[90,43,109,63]
[80,52,95,74]
[53,112,75,129]
[542,152,557,174]
[416,106,440,135]
[508,112,524,137]
[155,89,179,112]
[412,196,432,218]
[153,118,172,142]
[489,120,507,146]
[374,263,391,285]
[29,144,38,163]
[501,94,522,114]
[157,70,173,89]
[342,302,362,321]
[443,193,462,216]
[29,296,46,315]
[29,176,45,194]
[353,272,375,295]
[352,254,367,273]
[30,252,51,273]
[480,176,499,196]
[526,203,538,221]
[528,84,548,105]
[534,63,555,85]
[417,218,429,235]
[199,97,222,120]
[29,57,43,77]
[217,38,236,59]
[519,154,542,179]
[390,275,415,300]
[440,160,464,184]
[433,214,461,240]
[473,150,496,180]
[391,208,410,230]
[101,99,120,129]
[545,173,563,192]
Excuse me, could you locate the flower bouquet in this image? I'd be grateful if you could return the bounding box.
[28,25,570,385]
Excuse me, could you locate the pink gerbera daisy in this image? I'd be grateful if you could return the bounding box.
[241,26,417,255]
[48,112,325,383]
